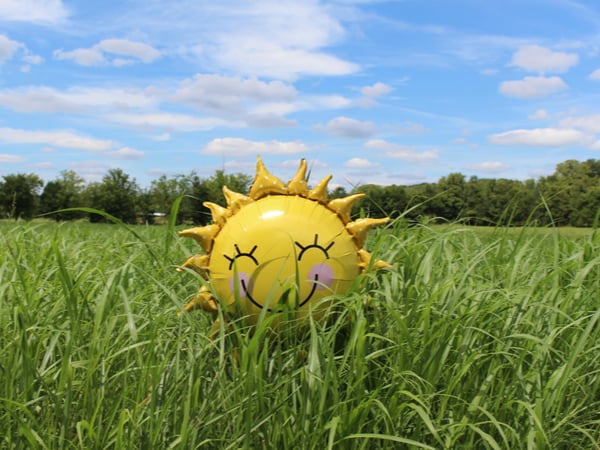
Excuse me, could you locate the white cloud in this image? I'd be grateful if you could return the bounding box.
[97,39,161,63]
[189,1,358,79]
[214,41,358,80]
[302,95,353,110]
[589,69,600,80]
[529,109,549,120]
[365,139,439,162]
[510,45,578,74]
[0,86,158,113]
[499,76,567,99]
[488,128,593,147]
[344,158,377,168]
[317,116,376,138]
[0,35,21,62]
[109,147,145,159]
[22,52,43,65]
[0,127,114,151]
[464,161,510,173]
[0,153,25,163]
[110,113,243,132]
[202,137,309,157]
[174,74,296,114]
[591,140,600,151]
[53,47,105,66]
[0,35,43,70]
[0,0,68,24]
[69,160,112,183]
[54,39,161,66]
[559,114,600,133]
[361,82,392,98]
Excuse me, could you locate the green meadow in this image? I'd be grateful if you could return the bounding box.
[1,219,599,449]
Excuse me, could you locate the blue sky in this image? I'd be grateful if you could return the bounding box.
[1,0,600,189]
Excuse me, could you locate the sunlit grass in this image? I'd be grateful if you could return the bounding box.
[1,219,599,448]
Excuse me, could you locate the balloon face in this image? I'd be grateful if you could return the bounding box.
[209,195,359,318]
[178,156,390,329]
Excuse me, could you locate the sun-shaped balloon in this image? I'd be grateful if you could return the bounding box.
[178,156,390,328]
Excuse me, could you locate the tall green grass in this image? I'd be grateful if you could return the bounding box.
[1,219,598,449]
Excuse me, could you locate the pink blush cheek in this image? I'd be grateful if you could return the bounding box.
[308,263,334,290]
[229,272,251,298]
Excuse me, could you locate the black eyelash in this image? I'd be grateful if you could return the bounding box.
[224,244,258,269]
[295,234,334,261]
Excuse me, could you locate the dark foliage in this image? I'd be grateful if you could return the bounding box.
[1,159,599,226]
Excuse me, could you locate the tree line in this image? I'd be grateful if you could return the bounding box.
[1,159,599,227]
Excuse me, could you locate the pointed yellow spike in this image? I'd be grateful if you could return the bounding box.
[357,248,372,270]
[248,156,287,200]
[346,217,390,247]
[223,186,252,214]
[287,158,308,196]
[182,285,218,313]
[178,224,220,253]
[327,193,366,224]
[357,249,391,271]
[178,254,210,277]
[307,174,332,204]
[203,201,230,227]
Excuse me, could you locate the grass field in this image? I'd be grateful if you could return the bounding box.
[1,218,599,449]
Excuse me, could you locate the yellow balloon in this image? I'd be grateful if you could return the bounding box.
[210,195,358,318]
[178,156,390,327]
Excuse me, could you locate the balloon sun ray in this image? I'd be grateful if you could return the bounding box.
[178,155,390,332]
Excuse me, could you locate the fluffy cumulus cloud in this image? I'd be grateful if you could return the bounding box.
[510,45,579,74]
[317,116,376,138]
[0,0,68,24]
[488,128,593,147]
[202,137,308,157]
[559,114,600,133]
[110,113,243,132]
[109,147,145,159]
[173,74,302,128]
[0,86,158,113]
[54,39,161,66]
[529,109,549,120]
[365,139,438,162]
[0,35,21,62]
[589,69,600,80]
[0,153,25,163]
[201,1,359,79]
[344,157,378,168]
[0,127,114,151]
[499,76,567,99]
[174,74,296,114]
[464,161,510,173]
[361,82,392,98]
[97,39,161,63]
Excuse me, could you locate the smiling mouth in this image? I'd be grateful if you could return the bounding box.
[241,275,320,312]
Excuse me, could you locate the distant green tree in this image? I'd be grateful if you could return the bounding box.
[206,170,252,205]
[329,186,348,199]
[353,184,407,218]
[83,169,139,223]
[0,173,44,220]
[464,177,533,225]
[40,170,85,221]
[188,170,252,224]
[145,173,198,224]
[539,159,600,226]
[405,183,441,220]
[437,173,467,220]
